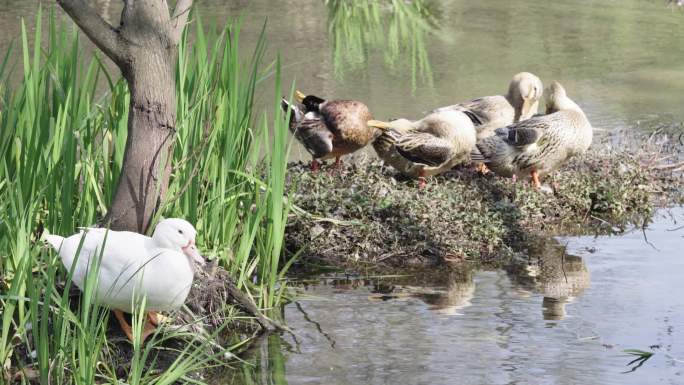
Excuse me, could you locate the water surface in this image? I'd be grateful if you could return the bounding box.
[2,2,683,383]
[3,0,683,161]
[3,1,684,137]
[223,208,684,385]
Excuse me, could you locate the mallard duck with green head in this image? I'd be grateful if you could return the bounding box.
[368,110,476,188]
[431,72,544,140]
[471,81,593,188]
[281,90,379,172]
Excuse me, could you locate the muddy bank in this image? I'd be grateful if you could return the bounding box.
[285,132,683,270]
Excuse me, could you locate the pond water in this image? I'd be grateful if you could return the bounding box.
[221,0,684,140]
[2,1,683,383]
[3,1,684,146]
[220,208,684,385]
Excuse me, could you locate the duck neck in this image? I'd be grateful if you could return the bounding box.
[552,96,584,115]
[504,90,514,105]
[504,91,524,118]
[151,232,182,254]
[147,236,194,273]
[303,95,326,112]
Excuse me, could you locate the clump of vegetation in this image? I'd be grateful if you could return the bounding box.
[285,133,683,269]
[0,10,292,384]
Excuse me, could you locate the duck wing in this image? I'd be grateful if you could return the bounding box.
[432,96,510,127]
[472,135,501,162]
[502,115,551,147]
[394,132,455,167]
[320,100,373,143]
[293,112,334,158]
[282,98,334,158]
[51,228,150,302]
[473,117,546,163]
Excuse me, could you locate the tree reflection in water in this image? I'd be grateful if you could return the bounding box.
[221,333,291,385]
[325,0,437,90]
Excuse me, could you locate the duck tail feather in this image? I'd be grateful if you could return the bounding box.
[280,98,290,113]
[44,233,65,251]
[280,98,303,127]
[470,146,486,162]
[280,98,299,116]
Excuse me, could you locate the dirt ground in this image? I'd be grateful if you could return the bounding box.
[285,131,684,271]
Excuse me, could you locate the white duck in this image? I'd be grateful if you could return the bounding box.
[45,218,204,342]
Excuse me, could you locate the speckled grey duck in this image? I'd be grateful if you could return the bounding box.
[368,110,476,187]
[471,81,593,188]
[431,72,544,140]
[280,90,378,171]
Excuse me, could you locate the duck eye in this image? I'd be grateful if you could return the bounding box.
[178,229,183,234]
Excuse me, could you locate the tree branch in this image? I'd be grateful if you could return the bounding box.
[170,0,193,43]
[57,0,126,64]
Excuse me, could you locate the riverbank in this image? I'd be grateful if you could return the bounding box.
[285,131,684,271]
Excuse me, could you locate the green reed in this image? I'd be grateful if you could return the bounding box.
[0,7,294,384]
[221,334,288,385]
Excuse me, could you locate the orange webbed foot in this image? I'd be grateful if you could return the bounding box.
[530,170,541,189]
[113,309,134,342]
[418,170,427,189]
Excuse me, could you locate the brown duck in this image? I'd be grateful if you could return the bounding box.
[471,81,593,189]
[431,72,544,140]
[368,110,476,188]
[281,90,379,171]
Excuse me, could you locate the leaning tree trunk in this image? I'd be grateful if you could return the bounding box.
[58,0,192,233]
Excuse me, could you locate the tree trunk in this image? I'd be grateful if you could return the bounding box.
[58,0,193,233]
[110,49,176,232]
[108,1,179,232]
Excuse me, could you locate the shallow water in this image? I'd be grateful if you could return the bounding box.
[221,208,684,385]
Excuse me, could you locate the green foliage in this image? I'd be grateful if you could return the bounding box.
[165,19,293,309]
[219,334,287,385]
[325,0,435,90]
[623,349,655,373]
[0,9,292,384]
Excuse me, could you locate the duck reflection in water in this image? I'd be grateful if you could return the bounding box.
[412,268,475,315]
[507,239,590,321]
[365,267,476,316]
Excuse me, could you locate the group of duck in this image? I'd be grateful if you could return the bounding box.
[42,74,594,345]
[281,72,593,189]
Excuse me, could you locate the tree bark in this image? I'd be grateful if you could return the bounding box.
[57,0,192,233]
